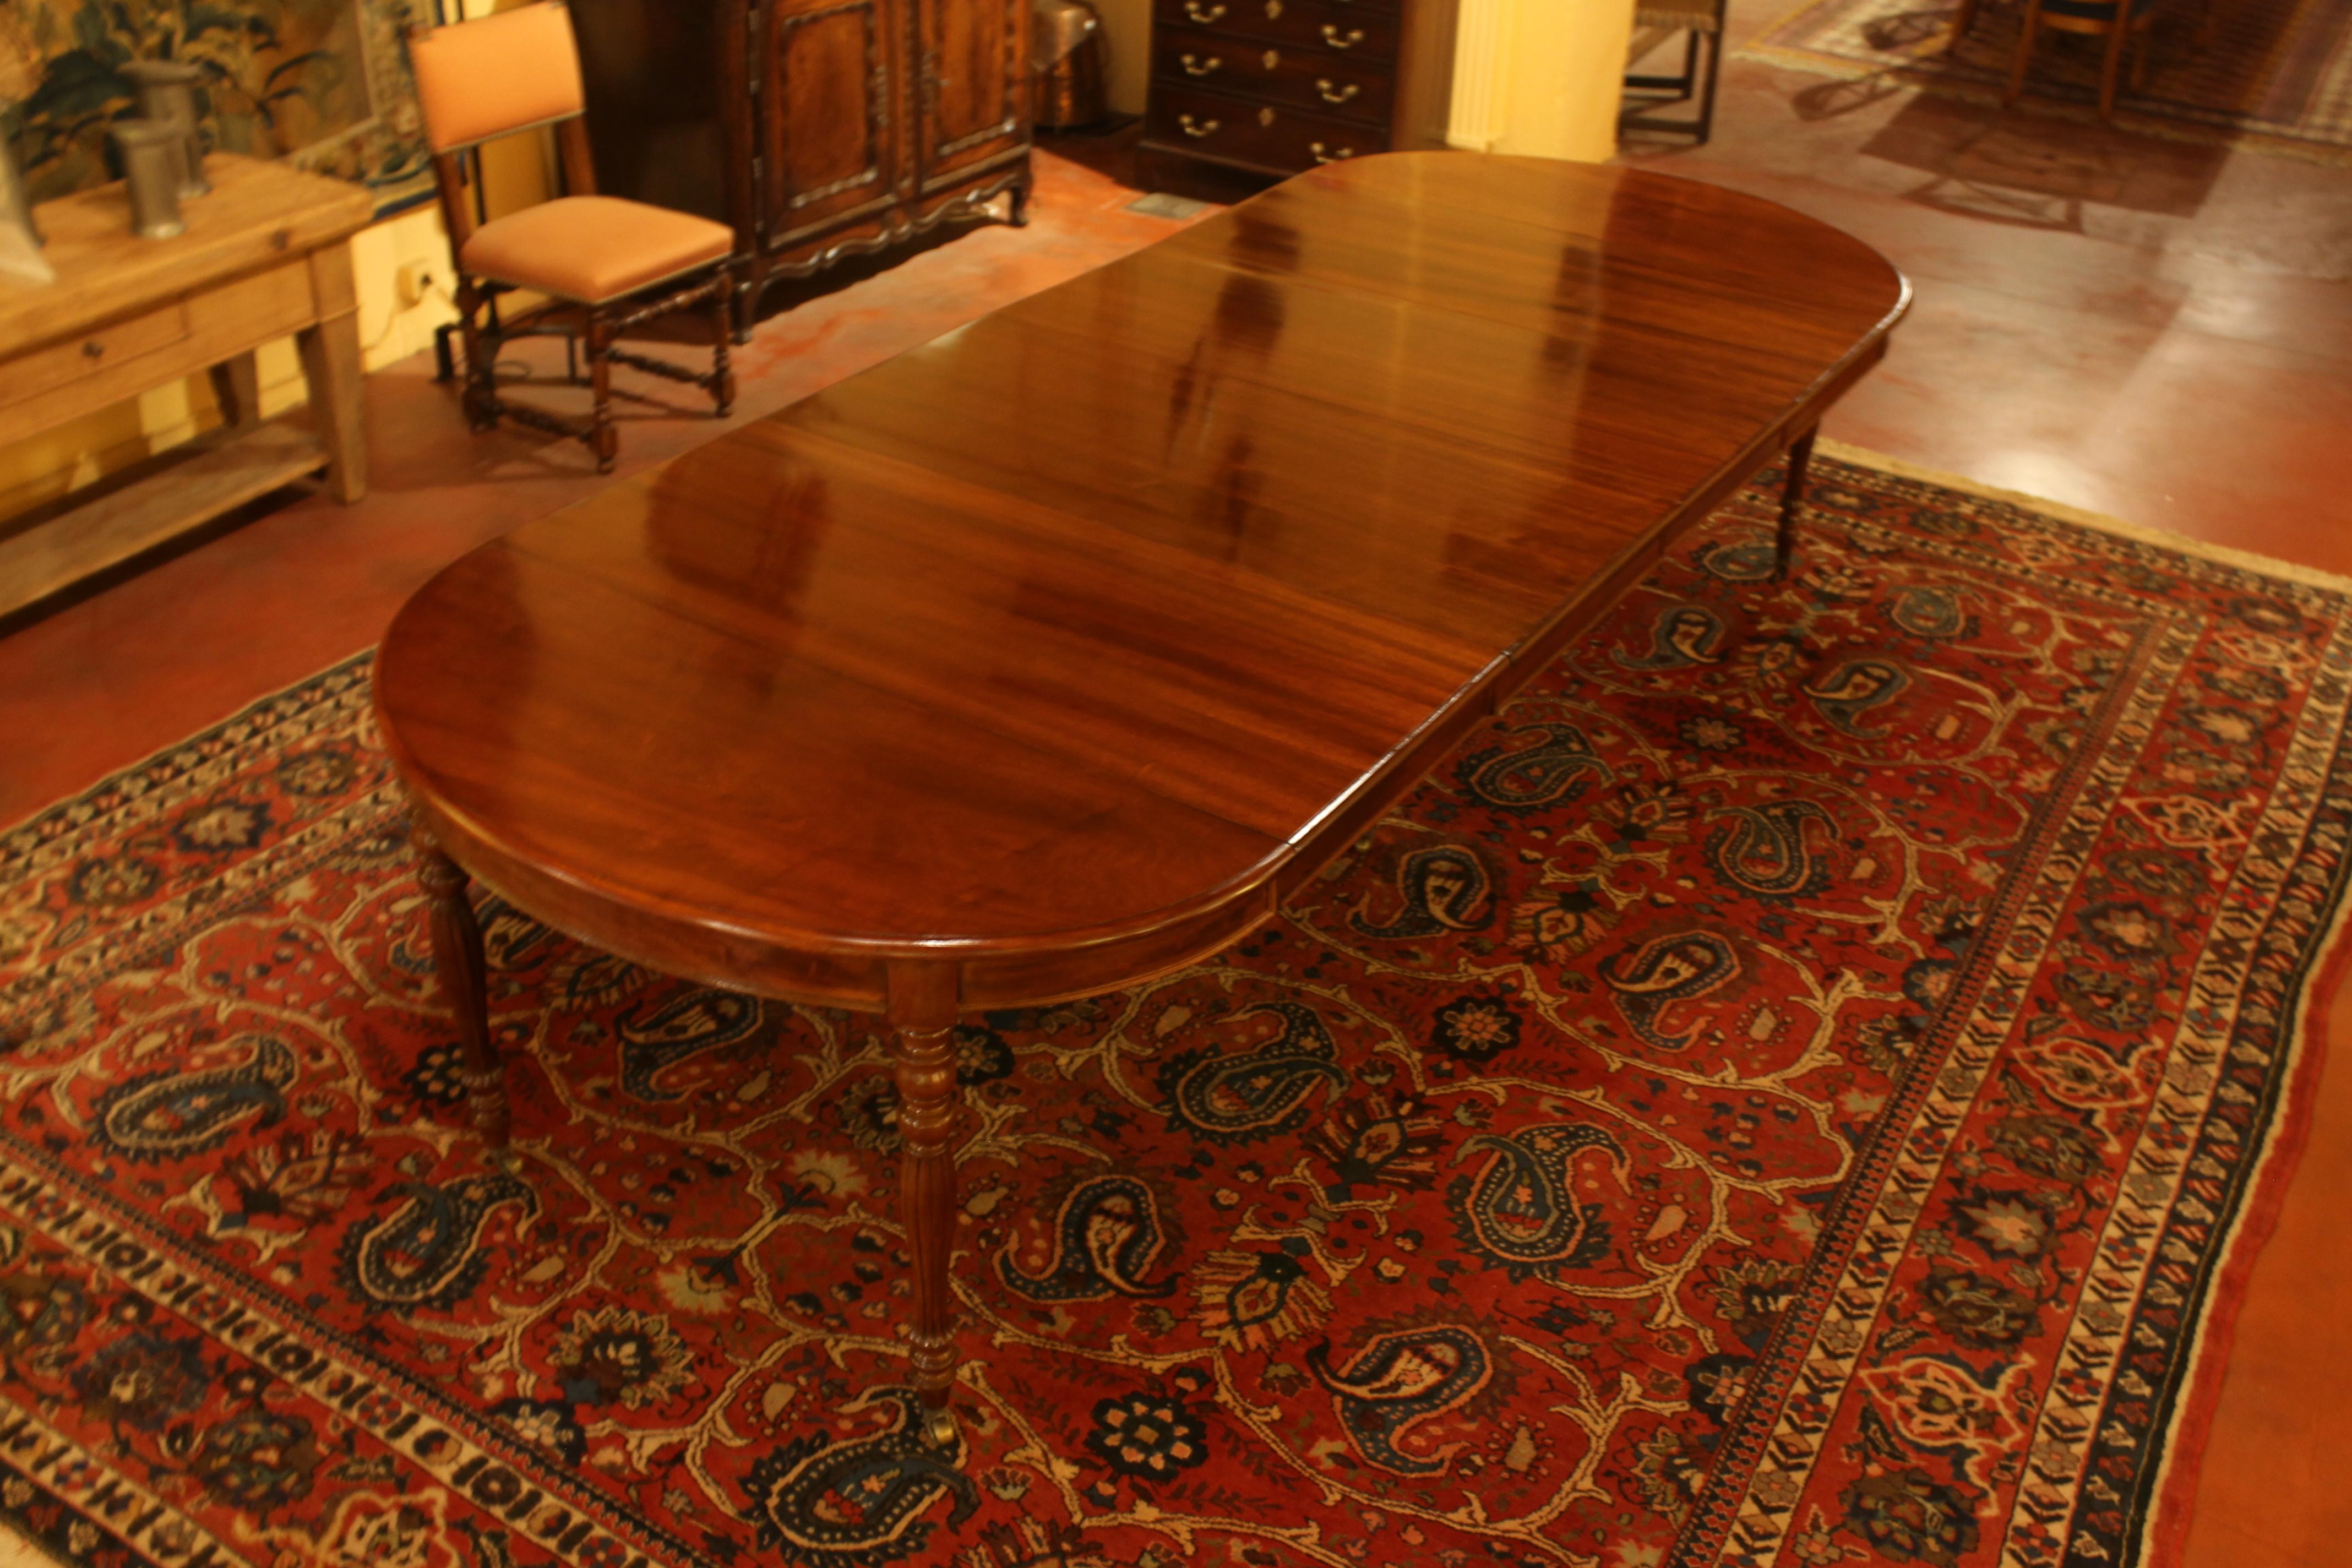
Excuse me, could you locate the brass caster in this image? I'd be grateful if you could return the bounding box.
[922,1403,957,1450]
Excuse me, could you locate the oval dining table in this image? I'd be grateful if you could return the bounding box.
[374,151,1909,1447]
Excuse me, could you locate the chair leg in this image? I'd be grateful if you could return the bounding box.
[1947,0,1982,50]
[2098,13,2127,118]
[454,277,497,433]
[2006,0,2044,103]
[709,270,736,418]
[586,312,617,474]
[1695,29,1723,144]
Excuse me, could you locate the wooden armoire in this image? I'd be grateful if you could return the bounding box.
[1139,0,1458,191]
[569,0,1033,333]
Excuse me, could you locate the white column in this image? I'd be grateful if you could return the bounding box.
[1449,0,1635,162]
[1446,0,1512,151]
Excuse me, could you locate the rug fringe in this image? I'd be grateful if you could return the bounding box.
[1820,439,2352,595]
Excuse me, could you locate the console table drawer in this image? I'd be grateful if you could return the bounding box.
[0,257,319,450]
[0,302,190,413]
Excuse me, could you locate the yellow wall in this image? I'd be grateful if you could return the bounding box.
[1450,0,1633,162]
[1506,0,1633,161]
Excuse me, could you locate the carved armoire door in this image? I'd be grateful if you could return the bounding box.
[758,0,908,248]
[913,0,1027,192]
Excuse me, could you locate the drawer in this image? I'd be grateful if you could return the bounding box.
[1153,0,1398,60]
[0,301,190,413]
[1145,84,1387,173]
[1153,26,1395,124]
[0,257,317,448]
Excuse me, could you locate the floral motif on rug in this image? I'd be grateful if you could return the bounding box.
[2,454,2346,1568]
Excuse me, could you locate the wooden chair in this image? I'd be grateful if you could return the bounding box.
[1623,0,1728,143]
[1992,0,2156,119]
[406,2,737,473]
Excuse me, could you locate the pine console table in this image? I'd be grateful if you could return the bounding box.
[0,154,372,619]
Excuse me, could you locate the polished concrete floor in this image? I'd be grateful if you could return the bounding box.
[6,18,2350,1561]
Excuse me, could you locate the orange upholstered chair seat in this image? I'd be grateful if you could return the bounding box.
[459,196,736,305]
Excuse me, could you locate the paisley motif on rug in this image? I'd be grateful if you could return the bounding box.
[1,454,2344,1568]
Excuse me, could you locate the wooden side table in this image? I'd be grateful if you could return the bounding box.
[0,154,374,619]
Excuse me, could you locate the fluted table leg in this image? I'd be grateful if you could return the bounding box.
[886,961,962,1448]
[411,823,509,1151]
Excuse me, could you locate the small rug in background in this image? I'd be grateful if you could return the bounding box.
[1744,0,2352,159]
[2,451,2348,1568]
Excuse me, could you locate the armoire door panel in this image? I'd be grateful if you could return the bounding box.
[763,0,906,238]
[916,0,1027,185]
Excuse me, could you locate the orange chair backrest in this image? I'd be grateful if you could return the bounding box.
[409,2,586,153]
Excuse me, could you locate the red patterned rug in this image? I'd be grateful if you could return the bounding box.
[2,449,2343,1568]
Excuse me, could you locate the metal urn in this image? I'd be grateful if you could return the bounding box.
[121,58,209,198]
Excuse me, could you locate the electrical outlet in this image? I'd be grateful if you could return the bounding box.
[395,259,434,307]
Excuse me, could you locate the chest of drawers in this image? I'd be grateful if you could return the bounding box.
[1139,0,1458,188]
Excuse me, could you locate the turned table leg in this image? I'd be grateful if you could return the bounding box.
[1774,426,1818,582]
[886,961,962,1447]
[411,825,510,1150]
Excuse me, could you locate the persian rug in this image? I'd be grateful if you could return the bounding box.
[1,447,2346,1568]
[6,0,436,217]
[1742,0,2352,160]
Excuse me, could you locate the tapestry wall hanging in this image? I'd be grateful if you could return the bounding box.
[3,0,435,218]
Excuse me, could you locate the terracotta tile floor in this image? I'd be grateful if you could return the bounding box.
[7,18,2351,1557]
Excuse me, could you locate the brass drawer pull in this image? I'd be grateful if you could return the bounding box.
[1321,24,1365,47]
[1184,0,1227,20]
[82,340,105,360]
[1179,113,1222,138]
[1311,141,1355,162]
[1179,51,1223,74]
[1265,0,1283,14]
[1315,78,1360,103]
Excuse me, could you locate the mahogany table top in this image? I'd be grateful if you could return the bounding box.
[375,153,1909,1013]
